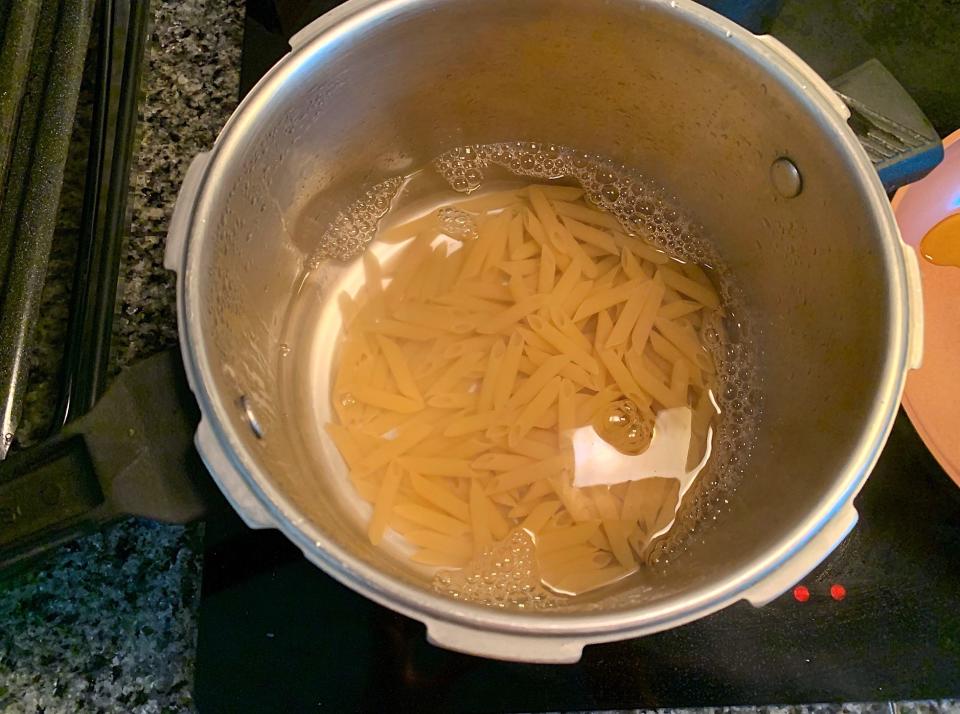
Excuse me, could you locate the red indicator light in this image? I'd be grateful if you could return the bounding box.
[792,585,810,602]
[830,583,847,601]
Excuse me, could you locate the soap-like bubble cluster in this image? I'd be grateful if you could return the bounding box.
[437,207,478,241]
[309,177,403,264]
[433,529,560,609]
[434,141,720,268]
[431,145,492,192]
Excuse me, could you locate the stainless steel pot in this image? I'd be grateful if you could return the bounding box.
[164,0,924,662]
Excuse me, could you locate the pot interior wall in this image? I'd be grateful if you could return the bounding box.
[188,0,894,610]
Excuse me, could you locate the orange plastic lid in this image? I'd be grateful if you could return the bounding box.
[892,128,960,488]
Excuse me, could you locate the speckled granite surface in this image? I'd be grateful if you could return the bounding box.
[0,0,242,711]
[112,0,244,373]
[0,521,202,712]
[0,0,957,711]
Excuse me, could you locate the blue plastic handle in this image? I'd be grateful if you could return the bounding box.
[696,0,786,34]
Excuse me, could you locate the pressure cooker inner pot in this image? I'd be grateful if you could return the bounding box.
[190,0,894,612]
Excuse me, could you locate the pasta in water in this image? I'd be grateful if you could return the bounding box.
[326,182,729,601]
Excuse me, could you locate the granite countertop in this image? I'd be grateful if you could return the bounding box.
[0,0,957,712]
[0,1,242,711]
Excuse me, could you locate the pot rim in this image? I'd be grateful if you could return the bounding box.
[177,0,912,637]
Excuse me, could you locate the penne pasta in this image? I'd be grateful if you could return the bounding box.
[520,500,562,533]
[551,199,623,230]
[375,335,423,402]
[506,354,570,409]
[492,331,525,408]
[498,259,539,277]
[325,181,728,599]
[624,350,685,410]
[549,228,599,278]
[574,386,619,427]
[630,273,666,354]
[605,281,650,348]
[459,222,494,279]
[486,497,511,540]
[610,231,670,265]
[472,453,537,472]
[549,256,583,307]
[527,186,566,241]
[681,261,716,288]
[477,294,549,334]
[521,478,554,504]
[654,317,715,373]
[410,550,470,567]
[325,423,366,472]
[527,184,584,201]
[658,265,721,308]
[671,357,690,405]
[357,424,434,474]
[427,392,479,410]
[560,215,619,254]
[538,244,557,294]
[487,452,568,494]
[597,349,649,407]
[508,376,563,448]
[476,339,505,411]
[458,280,513,303]
[558,378,576,447]
[509,436,559,461]
[442,410,511,438]
[395,502,471,536]
[427,352,485,395]
[405,529,473,558]
[526,314,600,376]
[368,462,404,545]
[561,278,594,317]
[537,521,601,554]
[408,473,471,521]
[538,543,600,569]
[507,212,525,258]
[551,307,595,356]
[469,480,493,553]
[659,299,703,320]
[482,211,512,272]
[397,456,479,478]
[572,279,645,322]
[367,319,447,341]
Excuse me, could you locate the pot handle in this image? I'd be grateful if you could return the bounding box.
[711,0,943,191]
[0,349,214,574]
[164,151,211,272]
[829,59,944,193]
[194,419,275,530]
[752,42,942,192]
[423,618,586,664]
[740,504,858,607]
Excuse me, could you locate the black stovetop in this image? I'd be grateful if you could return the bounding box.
[197,416,960,712]
[194,2,960,711]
